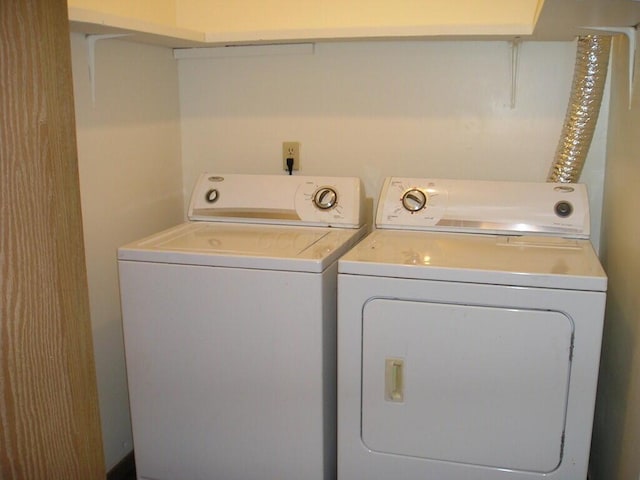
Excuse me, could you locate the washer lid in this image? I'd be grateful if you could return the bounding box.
[339,230,607,291]
[119,222,366,273]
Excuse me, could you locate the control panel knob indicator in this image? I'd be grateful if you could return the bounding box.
[313,187,338,210]
[402,188,427,212]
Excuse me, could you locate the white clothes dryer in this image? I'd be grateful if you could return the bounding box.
[118,173,366,480]
[337,177,607,480]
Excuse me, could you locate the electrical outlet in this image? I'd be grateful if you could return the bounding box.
[282,141,300,172]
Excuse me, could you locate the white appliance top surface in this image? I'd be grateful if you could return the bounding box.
[188,173,365,228]
[339,229,607,291]
[376,177,591,238]
[119,222,366,273]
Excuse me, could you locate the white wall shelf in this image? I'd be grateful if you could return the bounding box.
[68,1,546,48]
[69,1,640,49]
[69,7,208,48]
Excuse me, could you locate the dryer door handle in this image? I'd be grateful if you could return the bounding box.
[385,358,404,403]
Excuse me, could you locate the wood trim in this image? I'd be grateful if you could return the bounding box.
[0,0,105,478]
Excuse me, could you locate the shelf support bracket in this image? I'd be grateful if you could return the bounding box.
[86,34,132,105]
[579,25,638,109]
[510,37,522,109]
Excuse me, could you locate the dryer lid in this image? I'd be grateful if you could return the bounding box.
[338,229,607,291]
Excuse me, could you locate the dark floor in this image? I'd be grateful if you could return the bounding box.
[107,451,136,480]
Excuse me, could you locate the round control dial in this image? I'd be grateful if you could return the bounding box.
[313,187,338,210]
[205,188,219,203]
[554,200,573,218]
[401,188,427,212]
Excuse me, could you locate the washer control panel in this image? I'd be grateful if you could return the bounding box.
[376,177,590,238]
[188,173,365,228]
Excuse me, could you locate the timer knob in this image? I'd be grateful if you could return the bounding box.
[313,187,338,210]
[205,188,219,203]
[402,188,427,212]
[554,200,573,218]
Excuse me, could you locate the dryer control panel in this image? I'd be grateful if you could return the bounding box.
[188,173,366,228]
[376,177,590,238]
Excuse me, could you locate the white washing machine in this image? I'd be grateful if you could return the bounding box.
[118,173,367,480]
[337,177,607,480]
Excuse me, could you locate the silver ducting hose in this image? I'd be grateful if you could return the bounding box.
[547,35,612,183]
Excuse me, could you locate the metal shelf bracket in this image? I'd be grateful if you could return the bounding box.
[510,37,522,109]
[86,34,132,105]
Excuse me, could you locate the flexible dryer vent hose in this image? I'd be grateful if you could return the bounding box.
[547,35,612,183]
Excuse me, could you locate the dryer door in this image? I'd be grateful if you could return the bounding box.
[361,298,573,473]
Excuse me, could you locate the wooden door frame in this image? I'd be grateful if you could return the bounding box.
[1,0,105,478]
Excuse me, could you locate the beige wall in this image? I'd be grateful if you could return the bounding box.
[70,33,184,470]
[590,35,640,480]
[177,40,608,248]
